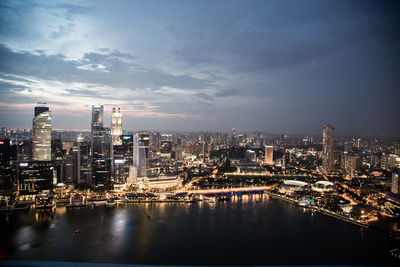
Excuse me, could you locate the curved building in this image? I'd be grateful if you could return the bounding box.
[278,180,310,194]
[312,181,336,193]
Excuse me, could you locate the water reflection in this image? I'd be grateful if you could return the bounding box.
[0,194,394,265]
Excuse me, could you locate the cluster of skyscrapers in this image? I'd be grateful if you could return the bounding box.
[0,102,149,194]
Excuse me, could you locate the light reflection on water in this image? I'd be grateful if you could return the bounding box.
[0,193,394,265]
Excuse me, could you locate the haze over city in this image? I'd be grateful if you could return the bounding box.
[0,0,399,136]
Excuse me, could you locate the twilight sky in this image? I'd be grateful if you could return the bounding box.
[0,0,399,136]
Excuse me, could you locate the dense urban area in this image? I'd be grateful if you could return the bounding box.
[1,103,400,247]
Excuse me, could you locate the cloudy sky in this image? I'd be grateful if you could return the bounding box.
[0,0,399,136]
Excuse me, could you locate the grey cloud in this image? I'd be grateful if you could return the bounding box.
[0,43,214,93]
[214,89,239,98]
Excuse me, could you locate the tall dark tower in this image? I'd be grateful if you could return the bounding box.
[322,124,335,173]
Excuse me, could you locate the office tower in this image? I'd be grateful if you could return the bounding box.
[63,154,77,184]
[0,139,17,190]
[102,128,112,158]
[113,135,133,184]
[91,105,104,159]
[138,143,147,177]
[265,146,274,165]
[92,158,111,186]
[139,133,150,159]
[133,133,140,168]
[32,102,52,161]
[111,107,122,144]
[322,124,335,172]
[18,140,32,161]
[77,141,91,185]
[392,168,399,194]
[18,161,53,194]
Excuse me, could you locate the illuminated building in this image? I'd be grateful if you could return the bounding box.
[322,124,335,172]
[113,135,133,184]
[18,160,53,194]
[278,180,310,195]
[0,139,17,190]
[265,146,274,165]
[160,136,172,158]
[111,107,122,144]
[32,102,51,161]
[312,181,336,193]
[392,168,400,194]
[143,176,182,190]
[92,158,111,187]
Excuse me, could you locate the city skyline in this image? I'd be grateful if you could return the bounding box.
[0,0,399,136]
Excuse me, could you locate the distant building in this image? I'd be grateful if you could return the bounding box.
[392,168,400,195]
[322,124,335,172]
[32,102,51,161]
[265,146,274,165]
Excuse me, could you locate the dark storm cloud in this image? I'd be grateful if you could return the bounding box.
[171,0,399,73]
[0,0,399,135]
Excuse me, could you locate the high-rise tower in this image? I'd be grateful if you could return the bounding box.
[322,124,335,172]
[91,105,104,159]
[111,107,122,144]
[32,102,52,161]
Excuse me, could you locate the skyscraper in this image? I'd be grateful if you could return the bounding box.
[111,107,122,144]
[113,135,133,184]
[139,133,150,159]
[91,105,103,132]
[34,101,49,117]
[91,105,104,159]
[322,124,335,172]
[265,146,274,165]
[32,102,51,161]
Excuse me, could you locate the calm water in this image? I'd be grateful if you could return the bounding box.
[0,194,397,265]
